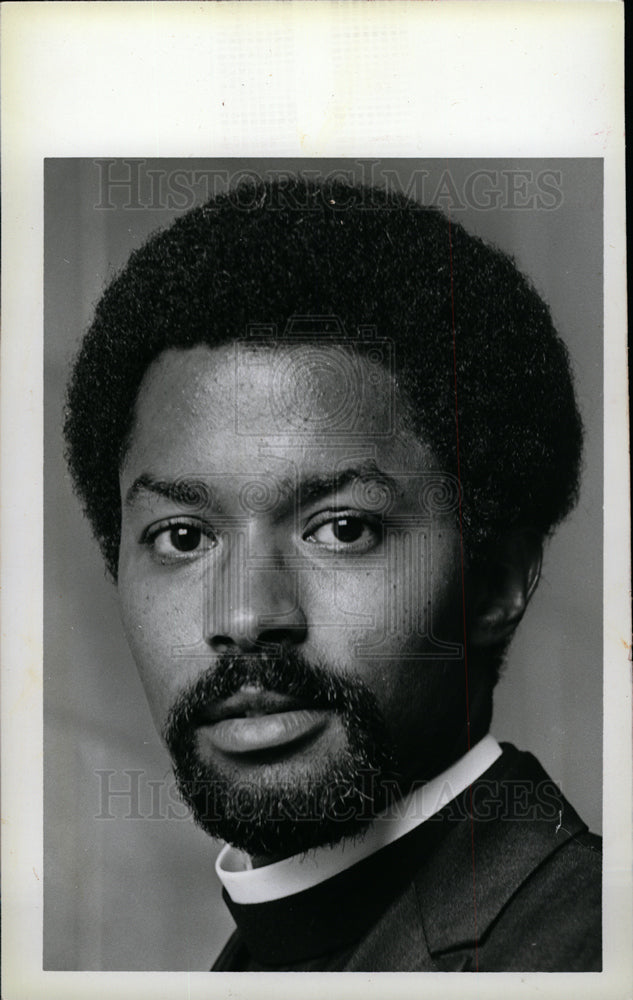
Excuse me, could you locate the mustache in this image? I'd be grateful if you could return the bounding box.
[163,647,388,747]
[163,648,404,856]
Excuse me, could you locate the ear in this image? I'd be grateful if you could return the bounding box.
[467,530,543,648]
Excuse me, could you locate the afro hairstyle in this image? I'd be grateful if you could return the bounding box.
[64,175,583,582]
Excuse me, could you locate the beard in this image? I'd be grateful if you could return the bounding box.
[163,648,404,859]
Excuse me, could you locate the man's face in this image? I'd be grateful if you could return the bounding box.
[118,343,473,858]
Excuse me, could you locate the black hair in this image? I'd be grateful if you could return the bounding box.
[64,176,582,583]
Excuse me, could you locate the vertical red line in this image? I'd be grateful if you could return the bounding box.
[446,215,479,970]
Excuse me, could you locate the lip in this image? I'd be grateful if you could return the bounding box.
[197,686,330,755]
[203,686,313,722]
[200,709,330,754]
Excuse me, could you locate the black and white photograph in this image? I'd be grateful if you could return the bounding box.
[1,4,629,999]
[45,157,603,972]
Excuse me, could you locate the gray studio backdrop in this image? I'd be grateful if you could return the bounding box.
[44,158,603,971]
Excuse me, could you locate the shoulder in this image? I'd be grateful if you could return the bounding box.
[413,743,602,971]
[478,827,602,971]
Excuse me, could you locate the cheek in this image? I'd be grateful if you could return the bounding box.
[116,572,202,727]
[307,568,384,621]
[306,532,462,658]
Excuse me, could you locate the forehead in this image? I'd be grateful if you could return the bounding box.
[121,343,433,484]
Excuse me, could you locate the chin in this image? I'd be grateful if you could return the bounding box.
[173,747,404,859]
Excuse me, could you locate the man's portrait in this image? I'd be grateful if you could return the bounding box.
[44,159,604,972]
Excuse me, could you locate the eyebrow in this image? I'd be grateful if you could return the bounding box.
[124,474,223,511]
[294,465,397,506]
[124,463,398,513]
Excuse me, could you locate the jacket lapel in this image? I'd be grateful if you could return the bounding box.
[415,744,588,958]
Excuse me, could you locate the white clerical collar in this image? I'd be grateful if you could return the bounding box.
[216,733,502,904]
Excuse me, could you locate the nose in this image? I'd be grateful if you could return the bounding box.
[205,538,307,653]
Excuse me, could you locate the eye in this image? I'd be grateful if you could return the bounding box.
[304,514,381,552]
[142,518,218,564]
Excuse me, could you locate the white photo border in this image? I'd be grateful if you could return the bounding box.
[1,2,630,998]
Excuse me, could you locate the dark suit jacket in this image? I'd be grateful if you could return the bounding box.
[211,743,602,971]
